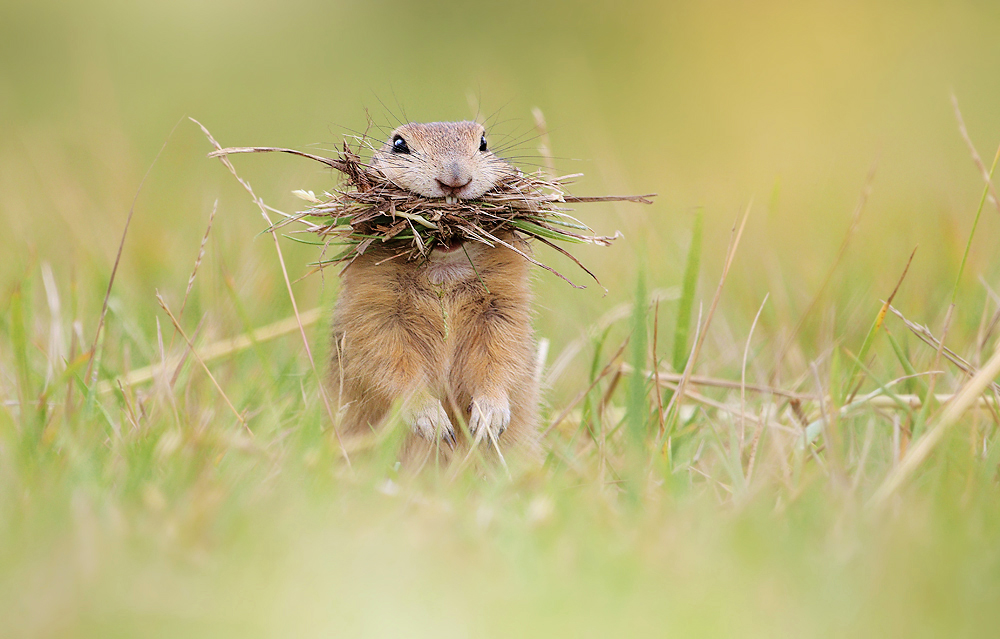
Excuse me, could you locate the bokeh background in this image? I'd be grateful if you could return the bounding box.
[3,0,999,356]
[3,0,1000,636]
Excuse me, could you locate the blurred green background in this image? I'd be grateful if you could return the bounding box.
[3,0,999,345]
[3,1,1000,637]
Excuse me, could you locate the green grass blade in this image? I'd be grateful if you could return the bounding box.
[844,307,882,400]
[884,328,925,397]
[952,145,1000,305]
[672,211,702,374]
[282,235,356,246]
[509,220,587,243]
[626,271,650,444]
[9,282,38,445]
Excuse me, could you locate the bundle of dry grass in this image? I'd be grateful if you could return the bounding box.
[208,140,654,288]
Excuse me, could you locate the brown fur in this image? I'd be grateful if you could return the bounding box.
[330,239,539,459]
[328,122,539,462]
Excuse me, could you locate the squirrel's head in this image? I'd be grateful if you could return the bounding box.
[371,121,513,203]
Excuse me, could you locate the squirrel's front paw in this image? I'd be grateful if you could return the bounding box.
[408,399,456,446]
[469,395,511,443]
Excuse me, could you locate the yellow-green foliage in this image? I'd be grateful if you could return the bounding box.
[2,1,1000,637]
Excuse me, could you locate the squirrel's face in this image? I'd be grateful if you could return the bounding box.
[371,121,512,203]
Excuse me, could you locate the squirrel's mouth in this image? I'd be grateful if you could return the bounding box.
[433,237,466,253]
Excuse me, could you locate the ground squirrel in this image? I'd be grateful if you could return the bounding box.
[330,120,539,461]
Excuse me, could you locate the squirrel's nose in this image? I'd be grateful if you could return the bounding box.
[437,162,473,191]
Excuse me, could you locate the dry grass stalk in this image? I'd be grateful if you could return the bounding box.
[193,119,351,468]
[156,291,248,433]
[888,304,1000,393]
[206,141,654,289]
[97,307,324,395]
[542,338,631,438]
[871,338,1000,506]
[951,93,1000,214]
[845,246,918,404]
[743,293,770,482]
[652,301,666,434]
[770,160,877,379]
[86,118,184,387]
[661,199,752,435]
[545,287,679,388]
[179,199,217,321]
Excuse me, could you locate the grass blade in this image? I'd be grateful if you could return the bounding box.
[672,211,702,374]
[844,246,917,402]
[626,272,650,444]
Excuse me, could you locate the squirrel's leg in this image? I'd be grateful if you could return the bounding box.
[452,300,532,445]
[333,315,454,444]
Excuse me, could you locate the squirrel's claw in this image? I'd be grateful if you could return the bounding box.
[469,396,510,444]
[409,399,455,446]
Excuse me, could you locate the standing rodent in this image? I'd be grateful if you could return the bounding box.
[329,120,539,461]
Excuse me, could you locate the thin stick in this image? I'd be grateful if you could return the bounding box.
[490,431,511,479]
[799,372,947,448]
[169,313,207,389]
[626,364,992,411]
[164,200,220,371]
[745,401,772,486]
[811,361,842,477]
[461,243,491,294]
[912,143,998,434]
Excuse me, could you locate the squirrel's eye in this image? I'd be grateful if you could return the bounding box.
[392,135,410,154]
[479,135,488,152]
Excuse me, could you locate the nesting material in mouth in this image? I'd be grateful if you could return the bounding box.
[205,137,655,289]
